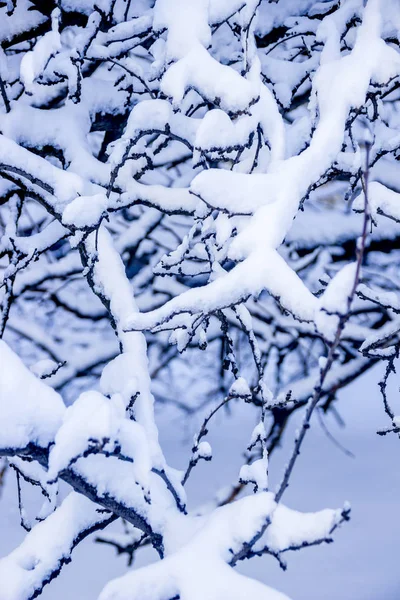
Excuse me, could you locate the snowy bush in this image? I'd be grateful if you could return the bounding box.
[0,0,399,598]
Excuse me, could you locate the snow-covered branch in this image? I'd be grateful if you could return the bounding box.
[1,0,400,598]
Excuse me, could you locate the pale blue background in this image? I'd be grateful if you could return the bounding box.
[1,364,399,599]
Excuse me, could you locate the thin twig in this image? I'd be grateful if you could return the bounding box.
[275,143,371,504]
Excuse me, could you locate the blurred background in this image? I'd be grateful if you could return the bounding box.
[1,363,399,600]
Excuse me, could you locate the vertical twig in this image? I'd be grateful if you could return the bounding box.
[275,143,371,504]
[0,459,7,499]
[0,76,10,113]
